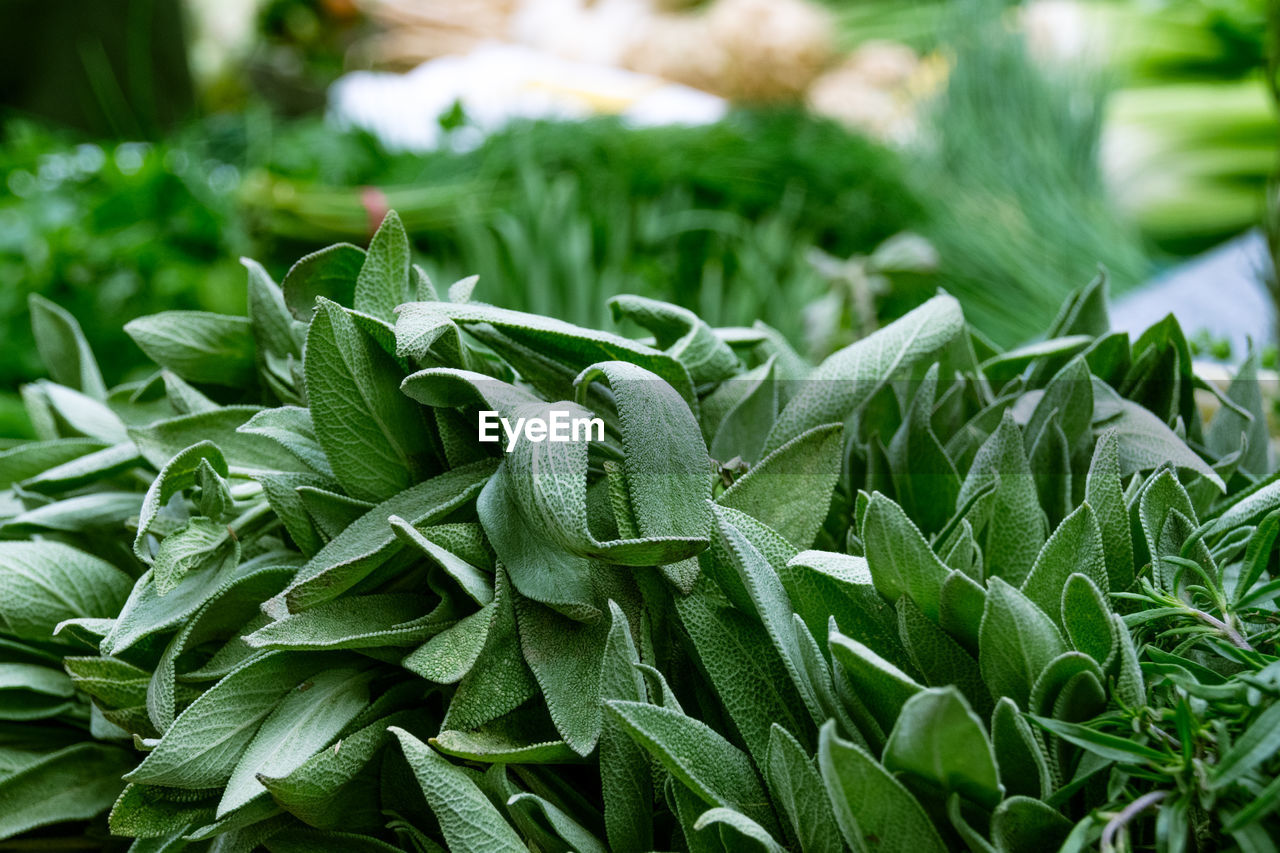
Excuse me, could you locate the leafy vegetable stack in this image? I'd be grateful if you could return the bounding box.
[1,212,1277,851]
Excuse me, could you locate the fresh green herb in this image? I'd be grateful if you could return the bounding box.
[0,215,1275,851]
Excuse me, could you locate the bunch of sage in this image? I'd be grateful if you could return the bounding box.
[0,212,1276,851]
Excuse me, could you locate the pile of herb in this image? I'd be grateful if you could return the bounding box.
[1,213,1277,851]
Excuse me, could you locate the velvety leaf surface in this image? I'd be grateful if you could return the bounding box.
[305,298,434,502]
[392,727,524,853]
[818,722,947,853]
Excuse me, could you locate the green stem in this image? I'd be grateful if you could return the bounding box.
[227,501,274,544]
[1189,607,1254,651]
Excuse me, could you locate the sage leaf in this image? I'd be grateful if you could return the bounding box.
[305,298,435,502]
[883,686,1003,808]
[979,577,1067,708]
[353,211,412,323]
[605,699,776,834]
[506,792,608,853]
[862,492,951,622]
[609,294,741,385]
[1096,394,1224,491]
[764,294,964,454]
[829,630,923,732]
[28,293,106,399]
[516,591,614,755]
[957,412,1046,584]
[391,727,524,853]
[219,667,372,816]
[125,311,257,388]
[125,651,328,788]
[765,723,844,853]
[0,744,134,840]
[674,574,810,765]
[282,243,364,322]
[991,697,1053,799]
[0,542,132,643]
[693,808,786,853]
[717,422,842,549]
[270,459,497,615]
[1020,503,1108,631]
[1083,430,1135,591]
[990,796,1072,853]
[887,364,960,535]
[599,600,653,853]
[818,721,947,853]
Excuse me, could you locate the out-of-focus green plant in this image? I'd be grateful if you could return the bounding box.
[825,0,1275,254]
[241,111,929,344]
[0,122,250,392]
[1047,0,1275,252]
[912,2,1151,347]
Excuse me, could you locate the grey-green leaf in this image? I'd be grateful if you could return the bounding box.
[1097,395,1224,491]
[599,601,653,853]
[717,423,842,549]
[693,808,787,853]
[0,542,132,643]
[1019,503,1108,632]
[765,724,844,853]
[354,211,412,323]
[605,699,775,834]
[391,726,524,853]
[219,667,372,815]
[1084,430,1135,591]
[818,721,947,853]
[125,311,257,388]
[305,298,434,502]
[828,630,923,732]
[28,293,106,399]
[863,492,951,623]
[0,744,134,840]
[125,652,324,788]
[764,294,964,454]
[979,577,1067,708]
[883,686,1003,808]
[957,412,1045,584]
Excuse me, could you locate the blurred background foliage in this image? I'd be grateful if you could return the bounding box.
[0,0,1276,439]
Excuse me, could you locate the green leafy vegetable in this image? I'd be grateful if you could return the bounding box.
[0,218,1270,851]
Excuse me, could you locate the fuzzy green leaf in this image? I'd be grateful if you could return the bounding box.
[125,651,327,788]
[765,724,844,853]
[606,700,776,834]
[818,721,947,853]
[765,294,964,454]
[863,493,951,622]
[125,311,257,388]
[305,298,434,502]
[979,577,1067,708]
[717,423,842,549]
[28,293,107,399]
[354,211,412,323]
[883,686,1002,808]
[957,412,1045,584]
[219,667,371,815]
[0,744,134,841]
[1020,503,1108,632]
[0,541,131,643]
[391,727,524,853]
